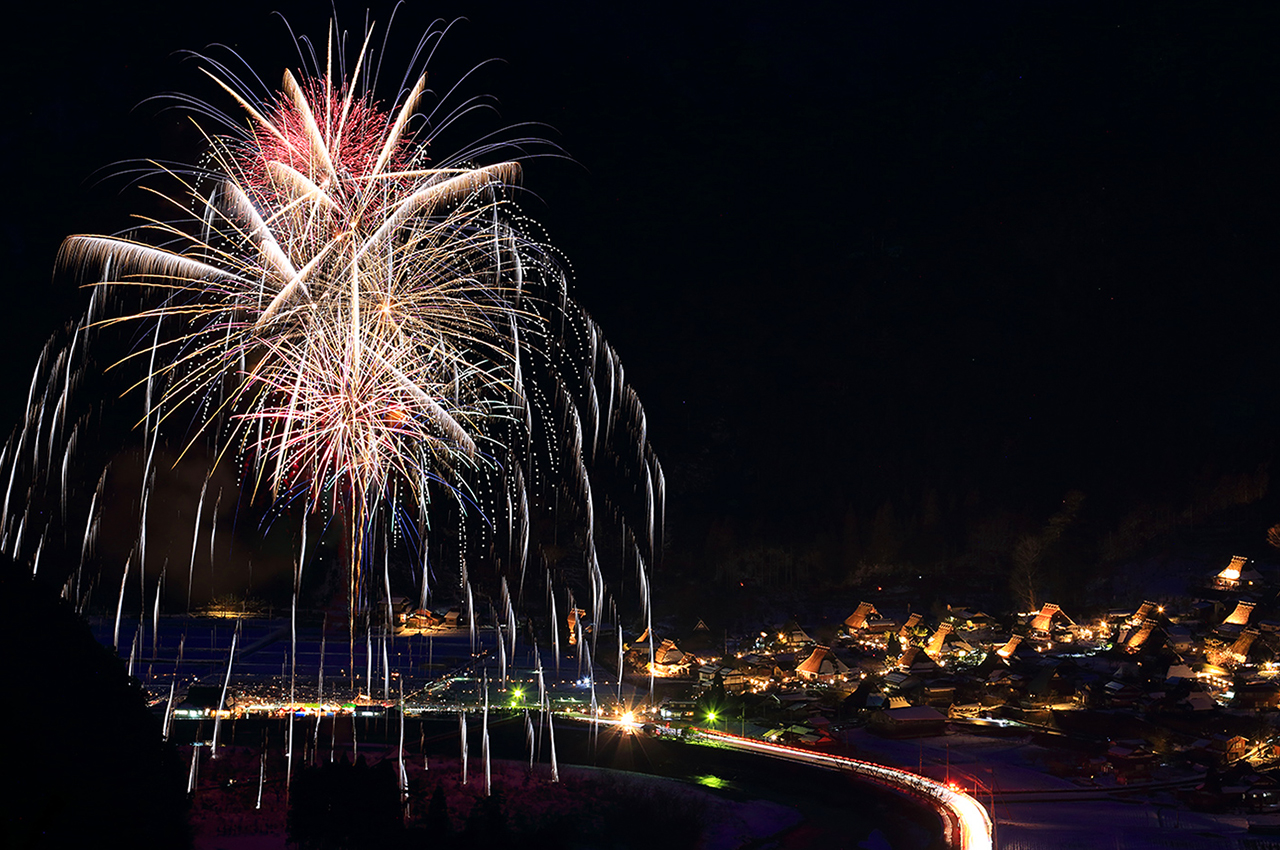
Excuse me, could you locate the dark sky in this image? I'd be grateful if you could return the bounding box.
[7,0,1280,562]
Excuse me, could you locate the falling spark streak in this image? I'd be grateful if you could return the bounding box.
[187,745,199,795]
[187,477,207,612]
[317,623,325,704]
[287,710,296,792]
[548,579,560,676]
[10,508,27,559]
[312,712,322,768]
[381,632,390,699]
[140,314,163,499]
[151,567,163,655]
[113,557,131,652]
[127,627,139,678]
[459,711,468,785]
[617,623,625,702]
[525,709,535,769]
[466,581,476,656]
[175,632,185,683]
[3,353,45,537]
[397,682,407,801]
[498,621,507,685]
[30,523,48,577]
[59,424,77,519]
[418,542,431,610]
[503,577,517,660]
[482,675,491,796]
[290,582,298,701]
[534,641,546,708]
[0,444,9,539]
[590,560,602,659]
[211,626,238,758]
[546,696,559,783]
[208,491,221,583]
[163,680,176,740]
[256,748,266,810]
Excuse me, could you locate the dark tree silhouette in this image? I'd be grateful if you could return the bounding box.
[424,782,451,839]
[0,559,190,849]
[288,755,402,849]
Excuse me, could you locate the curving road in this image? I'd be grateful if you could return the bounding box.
[688,727,993,850]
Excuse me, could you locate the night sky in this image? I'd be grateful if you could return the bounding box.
[7,1,1280,595]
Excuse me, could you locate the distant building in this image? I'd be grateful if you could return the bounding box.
[924,622,954,658]
[995,634,1022,658]
[1234,681,1280,710]
[1121,618,1159,654]
[1029,603,1074,635]
[698,664,747,694]
[844,602,879,632]
[1224,600,1256,627]
[650,639,694,677]
[1130,601,1157,624]
[796,646,850,683]
[1215,555,1263,590]
[778,621,815,647]
[869,705,947,738]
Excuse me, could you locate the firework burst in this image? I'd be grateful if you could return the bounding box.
[21,17,661,643]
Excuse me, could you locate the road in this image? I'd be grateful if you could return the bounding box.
[686,726,993,850]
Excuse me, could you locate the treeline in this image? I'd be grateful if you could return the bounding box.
[692,462,1271,612]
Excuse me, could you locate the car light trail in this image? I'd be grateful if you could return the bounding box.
[694,728,993,850]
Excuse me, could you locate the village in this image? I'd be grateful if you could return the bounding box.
[623,554,1280,818]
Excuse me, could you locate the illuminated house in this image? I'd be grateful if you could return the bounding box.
[869,705,947,738]
[943,607,998,632]
[1224,601,1256,627]
[996,635,1022,658]
[844,602,880,632]
[1210,628,1262,667]
[898,613,922,640]
[402,609,443,632]
[796,645,850,682]
[382,596,414,625]
[1234,681,1280,710]
[1230,627,1261,662]
[1123,619,1158,654]
[1029,603,1073,634]
[1130,601,1156,625]
[1214,555,1263,590]
[898,645,940,674]
[924,622,954,658]
[649,639,694,677]
[698,665,747,694]
[778,621,815,647]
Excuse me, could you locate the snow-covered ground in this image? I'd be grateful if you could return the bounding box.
[840,728,1278,849]
[188,752,803,850]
